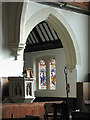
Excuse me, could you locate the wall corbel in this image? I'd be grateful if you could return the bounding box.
[9,43,25,60]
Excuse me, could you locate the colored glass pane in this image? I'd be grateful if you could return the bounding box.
[50,58,56,90]
[39,60,46,89]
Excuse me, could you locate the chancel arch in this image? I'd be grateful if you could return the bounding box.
[24,7,81,71]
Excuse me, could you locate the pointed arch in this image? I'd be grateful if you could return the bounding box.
[24,7,80,70]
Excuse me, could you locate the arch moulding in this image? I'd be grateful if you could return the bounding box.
[24,7,81,71]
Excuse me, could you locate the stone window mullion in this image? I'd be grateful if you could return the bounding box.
[46,60,50,90]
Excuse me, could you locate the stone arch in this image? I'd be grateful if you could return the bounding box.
[24,7,80,70]
[20,2,28,44]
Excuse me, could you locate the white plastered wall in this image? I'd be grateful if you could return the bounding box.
[24,48,77,97]
[23,1,88,97]
[0,1,88,98]
[24,4,80,71]
[0,3,24,77]
[23,1,88,82]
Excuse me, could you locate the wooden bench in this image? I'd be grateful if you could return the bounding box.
[71,111,90,120]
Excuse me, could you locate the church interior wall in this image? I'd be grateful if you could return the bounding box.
[0,3,24,77]
[88,16,90,74]
[24,48,77,98]
[0,1,89,101]
[25,1,88,83]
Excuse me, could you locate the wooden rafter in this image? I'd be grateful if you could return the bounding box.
[25,40,63,52]
[31,31,38,43]
[45,22,55,40]
[29,34,34,44]
[38,24,47,42]
[41,22,52,41]
[25,21,63,53]
[33,27,43,43]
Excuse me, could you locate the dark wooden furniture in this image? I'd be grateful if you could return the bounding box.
[44,101,69,120]
[77,82,90,111]
[71,111,90,120]
[44,103,55,120]
[33,97,77,112]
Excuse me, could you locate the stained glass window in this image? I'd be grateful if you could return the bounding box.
[39,60,46,90]
[50,58,56,90]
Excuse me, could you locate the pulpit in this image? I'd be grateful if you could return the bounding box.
[8,77,35,103]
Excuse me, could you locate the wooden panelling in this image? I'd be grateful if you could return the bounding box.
[1,77,9,101]
[77,82,90,112]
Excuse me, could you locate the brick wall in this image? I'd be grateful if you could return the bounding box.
[68,2,90,10]
[1,103,45,119]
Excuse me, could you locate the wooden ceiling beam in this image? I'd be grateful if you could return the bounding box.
[38,24,48,42]
[24,40,63,52]
[27,37,32,44]
[45,22,55,40]
[33,27,43,43]
[41,23,52,41]
[28,34,34,44]
[31,31,38,43]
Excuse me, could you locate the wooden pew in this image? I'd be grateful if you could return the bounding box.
[71,111,90,120]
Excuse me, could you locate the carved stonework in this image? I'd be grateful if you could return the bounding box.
[8,77,35,103]
[9,43,25,60]
[25,80,34,98]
